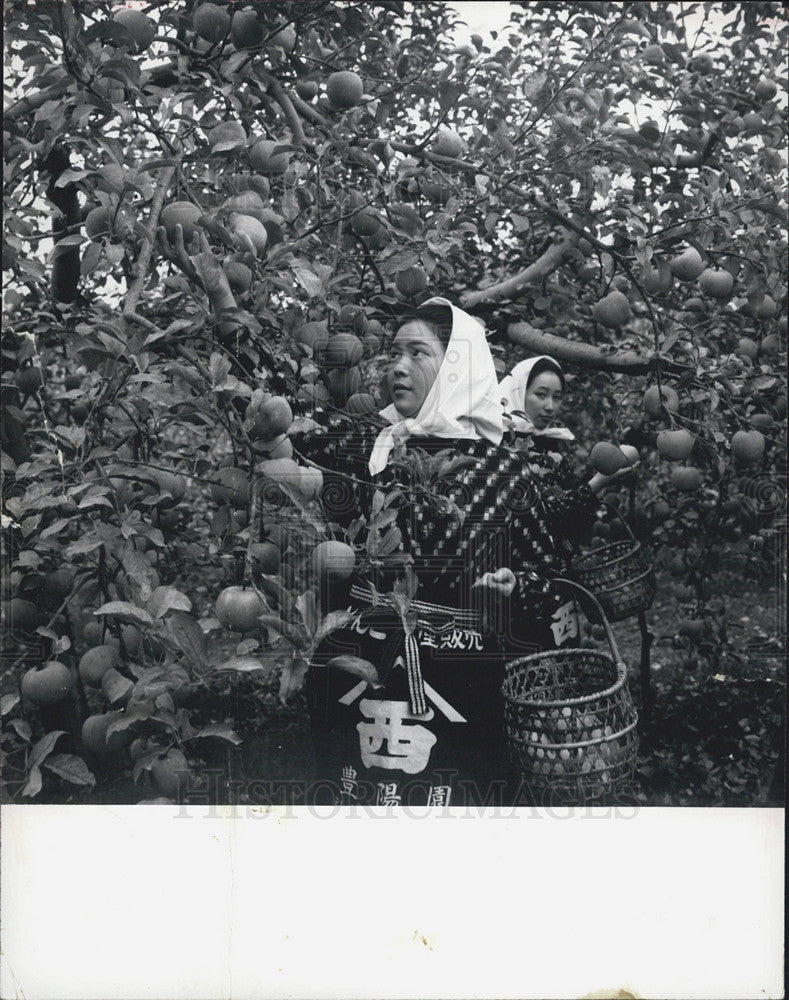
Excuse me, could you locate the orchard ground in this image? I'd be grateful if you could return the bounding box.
[2,548,782,808]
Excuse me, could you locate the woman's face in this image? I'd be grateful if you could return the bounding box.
[523,371,563,429]
[385,319,446,418]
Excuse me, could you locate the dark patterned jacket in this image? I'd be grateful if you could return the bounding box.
[290,408,576,657]
[505,433,598,557]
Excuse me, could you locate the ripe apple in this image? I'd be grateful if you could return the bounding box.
[210,467,250,506]
[250,139,289,175]
[151,749,190,800]
[643,384,679,418]
[223,258,253,293]
[311,540,356,583]
[193,2,230,42]
[112,8,156,52]
[160,201,202,243]
[230,8,264,48]
[731,430,765,464]
[656,429,694,461]
[252,396,293,440]
[756,295,777,319]
[670,466,702,491]
[323,333,363,368]
[736,337,759,362]
[698,268,734,298]
[755,76,778,102]
[346,392,377,415]
[229,213,268,256]
[592,290,630,328]
[759,334,780,357]
[299,466,324,500]
[669,247,704,282]
[590,442,629,476]
[215,586,264,632]
[326,367,363,405]
[327,71,364,109]
[350,209,382,237]
[21,661,73,706]
[250,541,280,575]
[295,321,329,356]
[432,128,464,158]
[395,266,427,297]
[270,22,296,53]
[749,412,774,431]
[79,644,119,687]
[642,44,665,65]
[295,79,319,101]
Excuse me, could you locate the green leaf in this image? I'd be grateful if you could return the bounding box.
[29,730,67,769]
[1,693,21,717]
[313,610,355,647]
[216,655,275,673]
[326,656,381,688]
[188,724,242,746]
[22,765,43,798]
[104,671,133,706]
[146,586,191,619]
[292,265,323,298]
[278,654,309,703]
[95,601,155,627]
[43,754,96,787]
[167,610,208,670]
[296,591,318,636]
[8,719,32,743]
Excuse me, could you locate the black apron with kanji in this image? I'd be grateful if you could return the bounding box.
[291,411,586,806]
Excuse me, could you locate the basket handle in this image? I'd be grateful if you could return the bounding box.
[551,576,623,667]
[597,497,636,541]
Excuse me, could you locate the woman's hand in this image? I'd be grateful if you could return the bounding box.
[471,567,517,598]
[589,465,638,494]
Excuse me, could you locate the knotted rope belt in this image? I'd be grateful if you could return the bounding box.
[349,584,482,716]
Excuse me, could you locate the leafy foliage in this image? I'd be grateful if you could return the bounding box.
[1,1,786,803]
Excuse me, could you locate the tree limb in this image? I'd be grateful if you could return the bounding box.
[260,71,306,143]
[506,321,686,376]
[122,165,175,323]
[4,80,70,127]
[289,91,331,128]
[460,234,579,308]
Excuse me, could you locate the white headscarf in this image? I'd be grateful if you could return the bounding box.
[368,297,504,476]
[499,355,575,441]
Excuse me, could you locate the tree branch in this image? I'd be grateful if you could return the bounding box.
[261,71,306,143]
[288,91,331,128]
[4,80,70,127]
[506,321,686,376]
[460,234,579,308]
[122,165,175,323]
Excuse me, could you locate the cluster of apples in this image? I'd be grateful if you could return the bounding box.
[521,707,626,783]
[210,393,357,632]
[293,307,387,414]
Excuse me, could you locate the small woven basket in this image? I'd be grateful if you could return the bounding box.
[572,502,655,623]
[503,578,639,806]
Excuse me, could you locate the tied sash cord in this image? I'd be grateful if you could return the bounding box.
[404,632,427,716]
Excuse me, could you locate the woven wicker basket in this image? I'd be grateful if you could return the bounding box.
[572,502,655,623]
[503,578,639,806]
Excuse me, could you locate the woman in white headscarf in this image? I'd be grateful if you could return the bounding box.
[500,355,634,557]
[290,299,574,807]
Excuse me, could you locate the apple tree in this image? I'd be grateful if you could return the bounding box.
[1,0,786,803]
